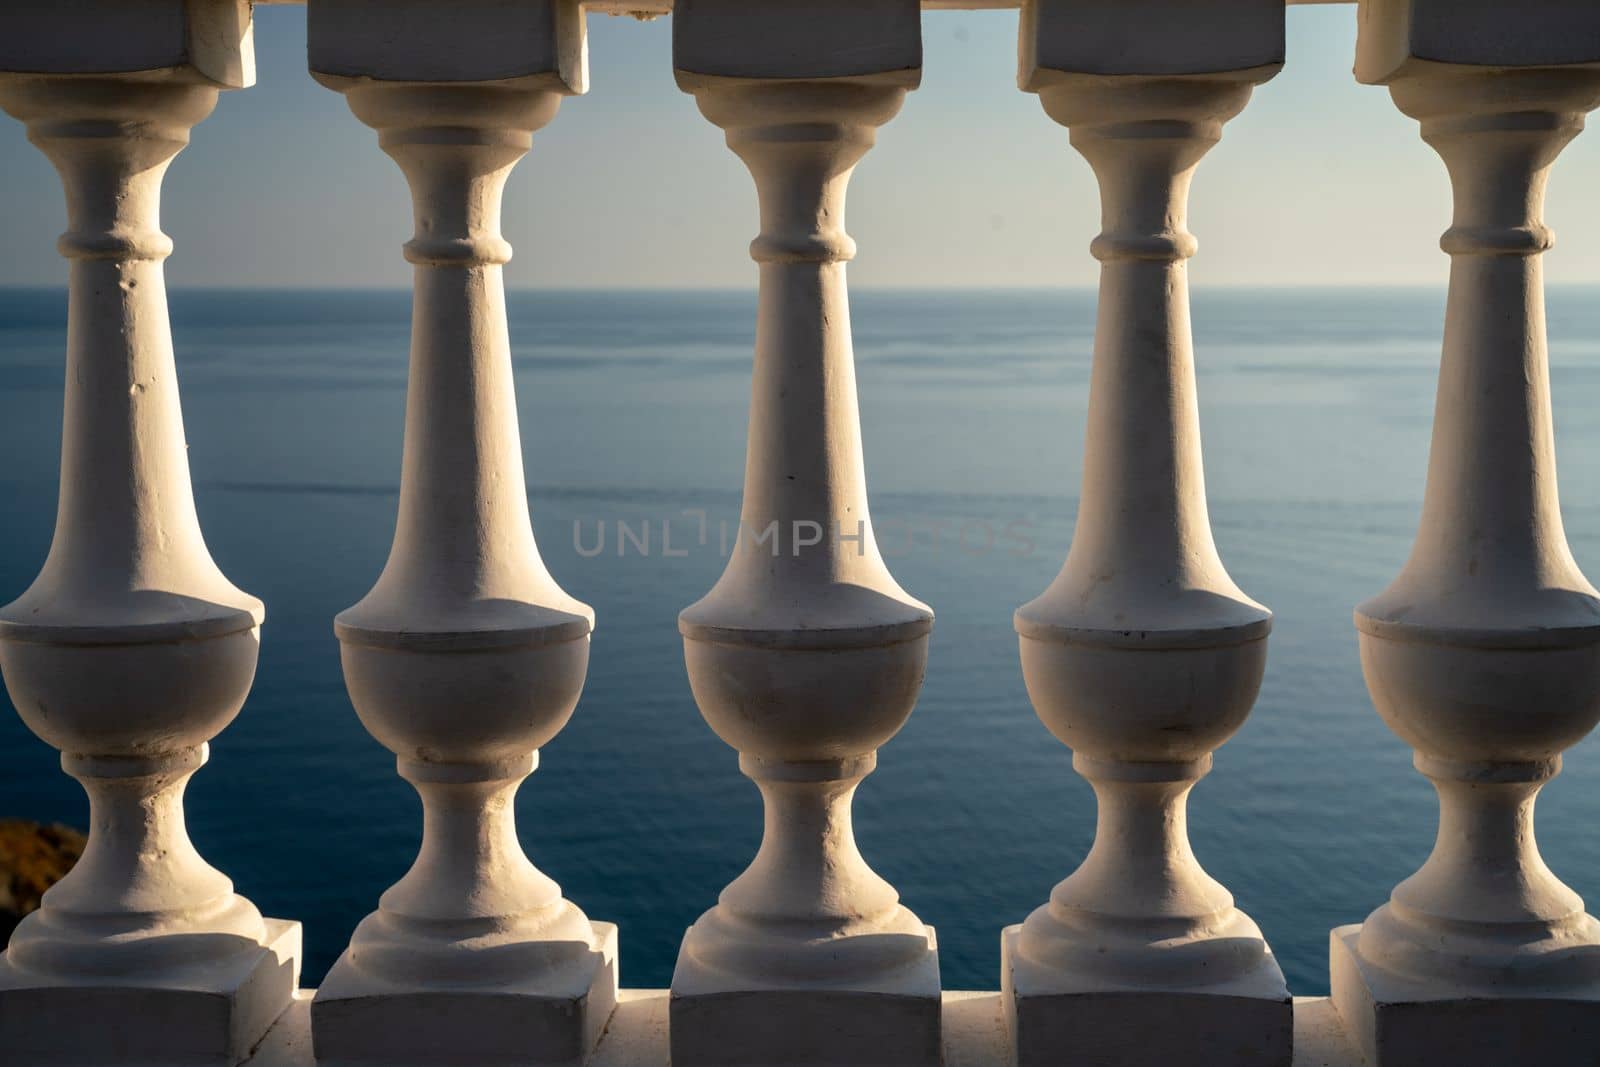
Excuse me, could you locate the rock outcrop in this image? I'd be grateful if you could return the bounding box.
[0,819,85,944]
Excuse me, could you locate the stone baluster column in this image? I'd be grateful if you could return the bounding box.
[1002,4,1289,1067]
[0,5,301,1066]
[1330,4,1600,1065]
[669,2,939,1065]
[305,3,614,1066]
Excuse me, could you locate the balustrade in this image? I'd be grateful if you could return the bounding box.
[0,4,300,1065]
[1330,4,1600,1066]
[304,3,616,1066]
[670,2,940,1065]
[1,1,1599,1066]
[1004,3,1289,1066]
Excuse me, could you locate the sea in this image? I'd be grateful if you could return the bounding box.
[4,286,1600,998]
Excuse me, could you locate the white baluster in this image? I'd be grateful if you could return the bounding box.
[306,3,615,1065]
[1330,4,1600,1064]
[0,3,300,1065]
[1002,4,1289,1066]
[670,2,940,1065]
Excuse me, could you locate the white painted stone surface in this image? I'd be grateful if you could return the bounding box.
[1331,4,1600,1066]
[0,3,301,1063]
[260,0,1381,11]
[243,991,1370,1067]
[1003,4,1289,1066]
[308,0,585,92]
[6,2,1600,1065]
[669,3,939,1064]
[307,6,613,1064]
[0,0,254,88]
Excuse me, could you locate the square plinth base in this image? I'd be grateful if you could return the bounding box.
[1001,924,1292,1067]
[0,917,301,1066]
[668,926,941,1067]
[1330,924,1600,1067]
[310,921,617,1067]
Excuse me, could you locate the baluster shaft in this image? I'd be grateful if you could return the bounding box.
[1004,4,1289,1066]
[308,4,614,1065]
[0,4,300,1064]
[671,3,940,1065]
[1332,6,1600,1062]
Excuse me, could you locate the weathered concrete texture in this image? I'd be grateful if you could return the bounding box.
[1003,4,1289,1065]
[307,11,612,1065]
[12,1,1600,1065]
[670,980,942,1067]
[312,923,617,1067]
[1331,926,1600,1067]
[246,991,1369,1067]
[0,4,299,1064]
[0,0,253,87]
[0,920,300,1067]
[1333,5,1600,1065]
[1003,926,1292,1067]
[309,0,585,90]
[670,4,939,1064]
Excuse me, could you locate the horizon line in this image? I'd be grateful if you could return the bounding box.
[5,281,1599,294]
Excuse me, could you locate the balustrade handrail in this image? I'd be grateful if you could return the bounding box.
[256,0,1357,9]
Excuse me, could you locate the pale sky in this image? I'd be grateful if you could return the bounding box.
[3,3,1600,289]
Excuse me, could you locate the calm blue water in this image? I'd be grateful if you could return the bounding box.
[5,286,1600,998]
